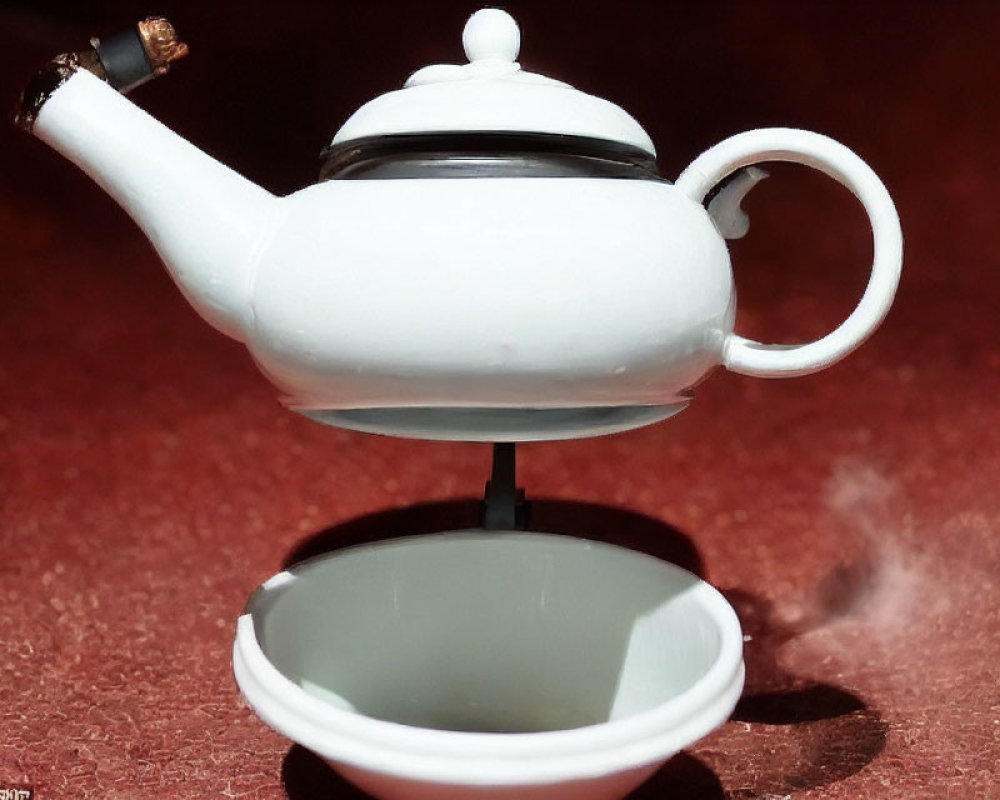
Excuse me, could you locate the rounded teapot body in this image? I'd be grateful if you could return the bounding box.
[245,177,734,439]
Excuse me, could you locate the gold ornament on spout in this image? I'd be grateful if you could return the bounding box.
[137,17,190,75]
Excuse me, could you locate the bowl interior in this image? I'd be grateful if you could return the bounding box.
[250,533,726,734]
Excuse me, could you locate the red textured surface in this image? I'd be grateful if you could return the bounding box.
[2,2,999,798]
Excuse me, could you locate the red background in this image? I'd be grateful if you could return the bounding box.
[2,1,999,797]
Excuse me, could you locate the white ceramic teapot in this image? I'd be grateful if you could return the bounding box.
[18,10,902,441]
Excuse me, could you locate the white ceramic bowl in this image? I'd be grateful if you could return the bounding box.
[233,532,744,799]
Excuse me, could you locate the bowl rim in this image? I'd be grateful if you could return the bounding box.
[233,531,745,785]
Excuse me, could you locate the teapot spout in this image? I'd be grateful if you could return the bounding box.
[21,32,275,342]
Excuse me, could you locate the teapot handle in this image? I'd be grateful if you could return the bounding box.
[675,128,902,377]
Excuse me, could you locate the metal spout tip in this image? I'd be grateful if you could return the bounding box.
[13,16,189,133]
[137,17,189,74]
[96,17,188,92]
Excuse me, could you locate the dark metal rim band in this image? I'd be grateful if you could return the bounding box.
[319,132,663,181]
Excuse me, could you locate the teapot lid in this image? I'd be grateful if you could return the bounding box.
[331,9,656,156]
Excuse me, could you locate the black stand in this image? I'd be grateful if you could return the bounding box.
[480,443,530,530]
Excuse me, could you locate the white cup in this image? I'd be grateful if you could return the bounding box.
[234,532,744,799]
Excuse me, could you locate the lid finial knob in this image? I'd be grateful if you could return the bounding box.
[463,8,520,63]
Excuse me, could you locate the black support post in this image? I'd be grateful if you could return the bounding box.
[481,443,529,530]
